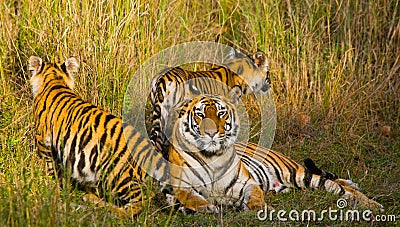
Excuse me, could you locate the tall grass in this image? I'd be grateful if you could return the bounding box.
[0,0,399,225]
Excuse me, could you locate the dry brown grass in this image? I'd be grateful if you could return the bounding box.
[0,0,399,225]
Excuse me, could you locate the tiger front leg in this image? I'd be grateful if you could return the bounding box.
[35,134,57,176]
[243,184,267,211]
[174,188,219,213]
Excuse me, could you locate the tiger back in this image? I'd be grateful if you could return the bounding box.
[149,50,270,160]
[29,56,168,216]
[167,91,265,213]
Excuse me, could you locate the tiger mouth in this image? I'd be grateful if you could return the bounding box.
[200,141,219,150]
[201,139,226,153]
[200,145,225,157]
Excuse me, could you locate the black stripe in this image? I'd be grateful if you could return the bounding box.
[304,170,313,188]
[54,98,77,145]
[240,156,268,191]
[112,125,124,157]
[224,164,240,194]
[182,161,208,186]
[62,100,86,129]
[60,62,67,73]
[135,142,153,168]
[80,128,92,149]
[77,114,89,131]
[89,145,98,172]
[78,150,86,176]
[93,113,102,129]
[110,121,117,136]
[117,174,134,192]
[68,134,78,169]
[318,177,327,188]
[36,84,67,120]
[237,176,249,208]
[101,130,127,178]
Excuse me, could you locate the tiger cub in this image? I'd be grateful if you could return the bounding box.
[167,92,383,213]
[235,142,384,212]
[29,56,168,216]
[168,91,265,212]
[149,50,270,159]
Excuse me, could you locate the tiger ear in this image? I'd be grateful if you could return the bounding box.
[63,57,79,75]
[188,80,200,95]
[227,86,242,104]
[252,51,268,73]
[29,56,43,77]
[224,48,245,62]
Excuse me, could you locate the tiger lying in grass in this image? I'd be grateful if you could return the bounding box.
[167,90,265,212]
[166,91,384,213]
[29,56,169,216]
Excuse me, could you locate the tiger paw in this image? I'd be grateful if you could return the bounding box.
[178,204,219,214]
[362,199,384,213]
[335,179,360,190]
[342,190,384,213]
[244,200,266,211]
[197,204,219,214]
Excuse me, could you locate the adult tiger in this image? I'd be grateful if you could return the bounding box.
[235,143,384,212]
[149,50,270,160]
[168,91,265,212]
[167,93,384,213]
[29,56,168,216]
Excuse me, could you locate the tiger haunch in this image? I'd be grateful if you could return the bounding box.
[235,142,384,212]
[30,56,168,216]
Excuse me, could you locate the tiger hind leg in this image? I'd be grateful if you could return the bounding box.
[319,178,384,212]
[304,158,362,192]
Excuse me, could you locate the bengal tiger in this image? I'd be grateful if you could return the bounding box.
[29,56,169,216]
[149,50,270,160]
[167,93,384,213]
[168,90,266,212]
[235,143,384,212]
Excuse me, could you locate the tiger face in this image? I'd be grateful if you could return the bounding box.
[224,50,270,94]
[177,95,239,157]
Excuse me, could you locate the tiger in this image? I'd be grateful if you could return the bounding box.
[148,49,270,160]
[235,143,384,212]
[167,90,266,212]
[166,92,384,213]
[29,56,169,216]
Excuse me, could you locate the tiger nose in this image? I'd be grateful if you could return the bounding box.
[205,128,217,137]
[200,118,218,137]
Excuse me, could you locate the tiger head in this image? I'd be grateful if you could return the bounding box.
[175,91,240,157]
[224,50,270,94]
[29,56,79,97]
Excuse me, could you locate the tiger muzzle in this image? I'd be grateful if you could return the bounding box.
[200,118,218,138]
